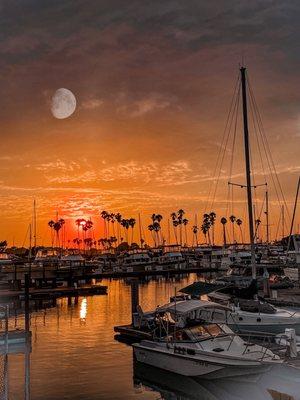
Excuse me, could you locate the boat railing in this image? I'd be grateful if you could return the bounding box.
[161,330,292,361]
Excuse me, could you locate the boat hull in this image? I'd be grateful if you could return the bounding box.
[133,344,272,378]
[228,322,300,335]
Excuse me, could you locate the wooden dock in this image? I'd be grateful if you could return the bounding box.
[0,285,107,300]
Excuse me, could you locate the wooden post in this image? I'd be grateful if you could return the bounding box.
[25,274,30,333]
[131,279,139,324]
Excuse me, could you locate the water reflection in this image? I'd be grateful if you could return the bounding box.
[79,298,87,322]
[133,359,300,400]
[6,274,300,399]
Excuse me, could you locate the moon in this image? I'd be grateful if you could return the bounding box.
[51,88,76,119]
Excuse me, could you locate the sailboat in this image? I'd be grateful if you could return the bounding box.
[182,66,300,335]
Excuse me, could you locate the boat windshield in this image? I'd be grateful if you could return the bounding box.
[187,324,225,340]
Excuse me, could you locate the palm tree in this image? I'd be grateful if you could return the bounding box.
[172,219,179,245]
[177,209,185,246]
[121,219,130,242]
[202,214,211,245]
[182,218,188,246]
[48,220,55,247]
[128,218,136,244]
[220,217,227,246]
[101,211,108,237]
[192,225,199,246]
[236,218,243,243]
[209,212,216,245]
[53,218,65,248]
[229,215,236,243]
[201,223,209,244]
[148,224,155,246]
[73,238,82,248]
[153,221,161,247]
[115,212,122,244]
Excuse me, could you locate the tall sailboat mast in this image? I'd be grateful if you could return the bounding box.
[240,67,256,279]
[33,199,37,248]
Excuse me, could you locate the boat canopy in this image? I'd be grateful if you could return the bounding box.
[159,300,231,314]
[179,281,228,296]
[157,300,231,327]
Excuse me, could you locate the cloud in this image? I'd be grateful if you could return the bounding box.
[116,93,177,117]
[81,98,104,109]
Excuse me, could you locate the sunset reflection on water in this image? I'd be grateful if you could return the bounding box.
[8,274,300,400]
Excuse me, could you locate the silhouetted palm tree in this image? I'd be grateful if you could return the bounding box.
[236,218,243,243]
[182,218,188,245]
[48,220,55,247]
[128,218,136,244]
[114,213,122,243]
[209,212,216,245]
[229,215,236,243]
[220,217,227,246]
[192,225,199,246]
[202,214,211,245]
[148,224,155,246]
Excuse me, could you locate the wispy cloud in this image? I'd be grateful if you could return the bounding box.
[117,93,177,117]
[81,98,104,110]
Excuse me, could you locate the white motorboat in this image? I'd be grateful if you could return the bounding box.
[133,301,283,379]
[175,295,300,335]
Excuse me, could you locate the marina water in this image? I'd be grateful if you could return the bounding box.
[7,274,300,400]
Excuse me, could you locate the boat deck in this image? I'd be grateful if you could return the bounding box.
[114,324,153,340]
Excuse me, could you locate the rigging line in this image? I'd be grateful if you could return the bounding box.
[225,82,241,217]
[247,76,283,216]
[248,81,267,184]
[247,75,290,222]
[21,224,30,249]
[210,77,241,211]
[204,74,240,212]
[228,82,240,219]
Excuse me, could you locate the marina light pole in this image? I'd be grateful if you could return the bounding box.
[240,66,256,279]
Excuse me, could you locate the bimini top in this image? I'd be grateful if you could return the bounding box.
[157,299,230,316]
[157,300,231,328]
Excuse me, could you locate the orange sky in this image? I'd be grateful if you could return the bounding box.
[1,1,300,246]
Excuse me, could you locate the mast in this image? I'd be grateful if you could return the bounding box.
[138,213,143,248]
[33,199,37,248]
[282,205,285,239]
[265,190,269,245]
[240,66,256,279]
[287,176,300,252]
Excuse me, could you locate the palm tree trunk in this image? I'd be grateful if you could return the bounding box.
[239,226,244,243]
[173,227,178,245]
[223,225,226,246]
[207,230,211,245]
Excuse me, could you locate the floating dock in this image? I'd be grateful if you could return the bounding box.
[0,285,107,300]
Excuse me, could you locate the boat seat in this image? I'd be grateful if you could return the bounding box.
[212,347,224,352]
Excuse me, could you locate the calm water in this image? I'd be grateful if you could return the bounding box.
[7,274,300,400]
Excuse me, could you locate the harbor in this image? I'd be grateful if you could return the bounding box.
[2,1,300,398]
[3,275,300,400]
